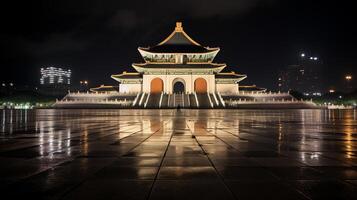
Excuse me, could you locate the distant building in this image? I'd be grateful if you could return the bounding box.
[278,54,322,96]
[40,67,71,85]
[39,67,71,96]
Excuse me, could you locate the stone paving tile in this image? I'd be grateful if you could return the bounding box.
[63,180,153,200]
[111,157,162,167]
[93,165,159,180]
[157,166,219,180]
[1,109,357,199]
[216,166,279,181]
[226,180,309,200]
[266,167,325,180]
[210,158,261,167]
[162,157,211,166]
[289,180,357,200]
[314,166,357,180]
[149,180,236,200]
[250,157,307,167]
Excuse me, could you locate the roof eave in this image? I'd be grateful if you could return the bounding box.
[138,47,220,54]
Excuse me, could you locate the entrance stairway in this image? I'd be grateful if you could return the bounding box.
[135,92,226,108]
[145,93,161,108]
[174,93,184,107]
[196,93,212,108]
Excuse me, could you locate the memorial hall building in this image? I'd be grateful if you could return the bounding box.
[55,22,315,109]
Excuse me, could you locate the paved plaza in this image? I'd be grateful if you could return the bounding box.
[0,109,357,199]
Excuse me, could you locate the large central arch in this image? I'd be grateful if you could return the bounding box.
[172,78,186,93]
[194,78,207,93]
[150,78,164,93]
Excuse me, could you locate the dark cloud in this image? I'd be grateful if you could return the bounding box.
[108,10,149,31]
[23,33,88,57]
[176,0,276,18]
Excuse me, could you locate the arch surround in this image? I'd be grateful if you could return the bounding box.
[194,78,207,93]
[150,78,164,93]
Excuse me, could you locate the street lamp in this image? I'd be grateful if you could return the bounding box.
[345,75,352,92]
[80,80,88,85]
[345,75,352,81]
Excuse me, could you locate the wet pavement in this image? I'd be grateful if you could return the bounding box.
[0,109,357,199]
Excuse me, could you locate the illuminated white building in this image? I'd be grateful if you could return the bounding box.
[111,22,246,95]
[40,67,71,85]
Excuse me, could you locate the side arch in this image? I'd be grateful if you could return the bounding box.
[150,78,164,93]
[194,78,207,93]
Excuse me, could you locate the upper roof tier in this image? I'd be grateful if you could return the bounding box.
[139,22,219,54]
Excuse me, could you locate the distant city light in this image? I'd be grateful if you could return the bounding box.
[329,89,335,93]
[313,92,321,96]
[313,57,318,60]
[301,53,305,57]
[310,57,314,60]
[40,67,71,85]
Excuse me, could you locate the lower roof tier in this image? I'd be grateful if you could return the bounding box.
[90,85,119,93]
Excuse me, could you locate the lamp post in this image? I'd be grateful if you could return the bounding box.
[345,75,352,92]
[80,80,89,92]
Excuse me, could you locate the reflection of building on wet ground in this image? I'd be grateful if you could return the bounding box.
[54,22,316,109]
[1,109,357,199]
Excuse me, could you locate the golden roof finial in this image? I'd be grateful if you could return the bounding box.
[175,22,183,31]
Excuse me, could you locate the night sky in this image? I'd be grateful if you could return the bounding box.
[1,0,356,90]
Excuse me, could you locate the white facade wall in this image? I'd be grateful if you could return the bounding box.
[119,84,142,94]
[216,83,239,94]
[142,74,216,94]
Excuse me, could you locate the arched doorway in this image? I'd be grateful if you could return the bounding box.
[150,78,163,93]
[173,82,185,93]
[194,78,207,93]
[172,78,186,93]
